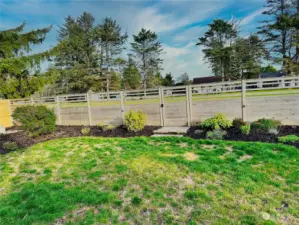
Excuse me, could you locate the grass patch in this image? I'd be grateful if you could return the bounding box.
[0,137,298,224]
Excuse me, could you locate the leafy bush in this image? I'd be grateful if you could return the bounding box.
[232,118,246,128]
[206,129,227,140]
[12,105,56,137]
[201,114,232,130]
[3,142,19,151]
[240,125,251,135]
[251,118,281,133]
[278,135,299,143]
[124,110,147,132]
[81,127,91,135]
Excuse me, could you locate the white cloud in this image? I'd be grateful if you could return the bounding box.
[240,8,264,26]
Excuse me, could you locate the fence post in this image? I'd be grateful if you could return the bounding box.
[56,96,62,125]
[159,87,165,126]
[188,85,193,126]
[186,86,191,126]
[120,91,125,124]
[30,97,34,105]
[8,100,13,127]
[241,79,247,121]
[87,93,92,126]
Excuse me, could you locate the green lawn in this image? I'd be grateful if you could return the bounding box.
[0,137,298,224]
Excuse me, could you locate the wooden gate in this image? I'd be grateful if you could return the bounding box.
[0,100,12,128]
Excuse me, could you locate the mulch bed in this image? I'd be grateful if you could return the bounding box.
[0,125,160,154]
[187,125,299,149]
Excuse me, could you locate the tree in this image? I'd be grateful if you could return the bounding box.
[258,0,293,66]
[162,73,175,86]
[176,72,191,85]
[234,35,269,79]
[196,19,237,80]
[260,65,277,73]
[131,28,163,88]
[122,59,141,90]
[0,22,52,99]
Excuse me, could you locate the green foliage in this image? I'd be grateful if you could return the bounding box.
[124,110,147,132]
[278,135,299,143]
[240,125,251,135]
[201,114,232,130]
[131,28,163,88]
[162,73,175,86]
[2,142,19,151]
[251,118,281,133]
[0,23,52,99]
[260,65,277,73]
[81,127,91,136]
[232,118,246,128]
[12,105,56,137]
[206,129,227,140]
[122,62,141,90]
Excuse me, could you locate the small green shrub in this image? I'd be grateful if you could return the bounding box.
[206,129,227,140]
[102,125,116,132]
[240,125,251,135]
[81,127,91,136]
[3,142,19,151]
[124,110,147,132]
[232,118,246,128]
[251,118,281,133]
[12,105,56,137]
[201,114,232,130]
[278,135,299,143]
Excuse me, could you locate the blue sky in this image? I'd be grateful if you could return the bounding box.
[0,0,267,79]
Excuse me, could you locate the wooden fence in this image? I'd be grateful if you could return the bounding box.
[9,76,299,127]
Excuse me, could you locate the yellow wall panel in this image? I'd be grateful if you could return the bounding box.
[0,100,12,128]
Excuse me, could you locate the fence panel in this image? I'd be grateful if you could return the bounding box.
[57,94,89,126]
[162,86,188,126]
[90,92,123,126]
[191,81,242,123]
[245,77,299,124]
[123,89,161,126]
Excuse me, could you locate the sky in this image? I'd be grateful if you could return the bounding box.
[0,0,267,80]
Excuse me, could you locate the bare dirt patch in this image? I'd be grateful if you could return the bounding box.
[238,154,252,162]
[184,152,199,161]
[200,144,216,150]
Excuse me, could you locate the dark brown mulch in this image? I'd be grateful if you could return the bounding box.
[0,125,160,154]
[187,125,299,149]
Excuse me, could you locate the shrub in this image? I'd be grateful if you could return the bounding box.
[3,142,19,151]
[251,118,281,133]
[240,125,251,135]
[12,105,56,137]
[278,135,299,143]
[201,114,232,130]
[206,129,227,140]
[232,118,246,128]
[124,110,147,132]
[81,127,91,136]
[102,125,116,132]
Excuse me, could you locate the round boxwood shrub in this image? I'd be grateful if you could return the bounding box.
[124,110,147,132]
[201,114,232,130]
[12,105,56,137]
